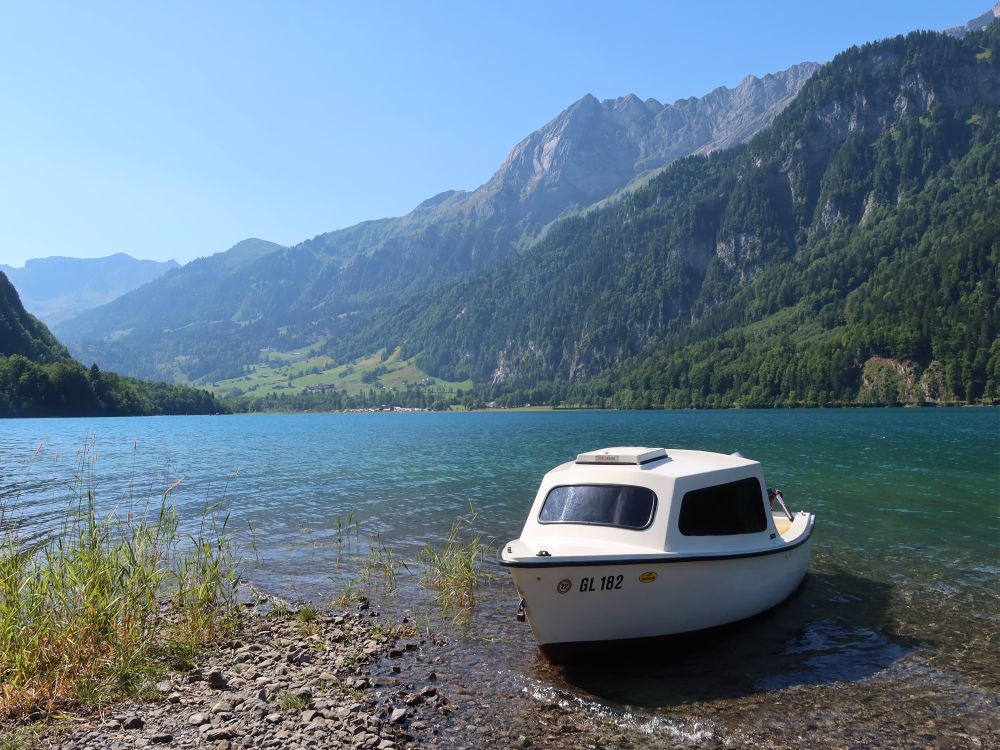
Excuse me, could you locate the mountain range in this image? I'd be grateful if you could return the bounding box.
[41,10,1000,409]
[54,62,819,383]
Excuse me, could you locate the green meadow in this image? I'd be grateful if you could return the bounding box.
[212,346,472,401]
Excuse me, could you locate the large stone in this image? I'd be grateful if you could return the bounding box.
[204,727,237,742]
[121,715,144,730]
[207,670,229,690]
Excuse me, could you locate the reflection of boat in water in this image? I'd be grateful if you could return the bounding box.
[500,446,815,662]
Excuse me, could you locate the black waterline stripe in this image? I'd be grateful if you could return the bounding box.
[497,518,814,568]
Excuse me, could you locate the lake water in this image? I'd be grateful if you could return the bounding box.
[2,409,997,747]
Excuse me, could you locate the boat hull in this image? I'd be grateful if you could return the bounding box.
[505,533,813,658]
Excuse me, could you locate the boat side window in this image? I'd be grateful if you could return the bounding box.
[678,477,767,535]
[538,485,656,530]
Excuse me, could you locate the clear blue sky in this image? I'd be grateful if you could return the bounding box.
[0,1,991,267]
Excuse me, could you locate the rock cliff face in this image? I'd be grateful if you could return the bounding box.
[466,62,819,235]
[944,2,999,37]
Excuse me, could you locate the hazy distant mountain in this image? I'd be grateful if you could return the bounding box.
[56,63,819,383]
[58,238,288,381]
[1,253,180,326]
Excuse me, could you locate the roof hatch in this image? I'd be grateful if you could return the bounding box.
[575,447,668,466]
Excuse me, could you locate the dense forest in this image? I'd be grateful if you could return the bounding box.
[0,272,226,418]
[334,24,999,408]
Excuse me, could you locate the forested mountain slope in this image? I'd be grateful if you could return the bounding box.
[0,272,70,364]
[344,24,999,407]
[0,271,225,417]
[55,65,817,384]
[60,238,286,381]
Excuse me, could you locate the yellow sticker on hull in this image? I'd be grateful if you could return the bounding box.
[639,571,658,583]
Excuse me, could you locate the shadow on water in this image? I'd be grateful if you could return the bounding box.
[539,567,916,708]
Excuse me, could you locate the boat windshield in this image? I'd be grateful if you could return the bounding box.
[538,485,656,530]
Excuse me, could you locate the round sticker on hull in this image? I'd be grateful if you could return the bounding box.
[639,571,658,583]
[556,578,572,594]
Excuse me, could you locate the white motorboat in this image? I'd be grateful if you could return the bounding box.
[500,446,815,661]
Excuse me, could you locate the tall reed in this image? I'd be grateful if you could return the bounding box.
[420,504,491,610]
[0,443,241,716]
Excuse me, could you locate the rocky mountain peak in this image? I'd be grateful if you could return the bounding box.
[944,3,999,37]
[468,60,820,230]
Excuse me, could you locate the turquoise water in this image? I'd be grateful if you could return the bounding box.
[2,409,997,745]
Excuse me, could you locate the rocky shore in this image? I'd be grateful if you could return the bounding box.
[13,590,985,749]
[1,598,653,750]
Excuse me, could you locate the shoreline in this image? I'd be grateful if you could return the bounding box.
[6,586,997,750]
[4,403,997,421]
[219,401,999,416]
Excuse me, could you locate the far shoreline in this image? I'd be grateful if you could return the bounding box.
[2,402,996,421]
[224,402,998,416]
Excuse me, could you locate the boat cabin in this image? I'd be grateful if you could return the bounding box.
[510,446,790,560]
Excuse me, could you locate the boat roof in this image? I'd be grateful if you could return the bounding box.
[575,447,667,465]
[552,447,759,479]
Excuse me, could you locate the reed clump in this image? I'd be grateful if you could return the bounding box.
[0,450,241,717]
[420,505,491,609]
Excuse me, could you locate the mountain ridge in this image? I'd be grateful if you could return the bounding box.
[55,60,820,383]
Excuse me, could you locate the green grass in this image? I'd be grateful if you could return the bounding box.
[276,690,310,711]
[0,724,53,750]
[295,605,318,624]
[212,346,472,400]
[294,605,319,635]
[0,444,241,717]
